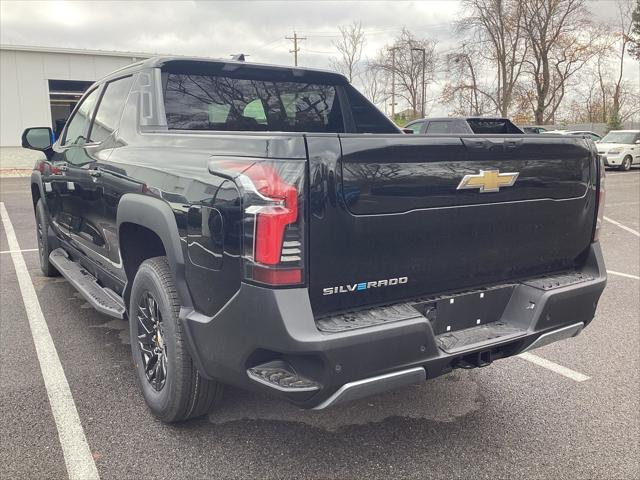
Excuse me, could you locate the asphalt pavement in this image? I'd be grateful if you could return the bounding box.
[1,169,638,480]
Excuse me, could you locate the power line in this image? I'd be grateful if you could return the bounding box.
[285,32,307,66]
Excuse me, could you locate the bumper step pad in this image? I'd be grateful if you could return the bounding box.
[247,360,320,392]
[49,248,125,319]
[436,321,526,354]
[523,271,594,290]
[316,303,423,333]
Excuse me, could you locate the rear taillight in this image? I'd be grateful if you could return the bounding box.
[211,159,305,287]
[594,155,606,241]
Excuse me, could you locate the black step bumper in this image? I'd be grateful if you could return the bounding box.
[181,243,606,409]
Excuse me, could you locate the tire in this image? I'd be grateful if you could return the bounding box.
[35,199,59,277]
[129,256,222,422]
[619,155,632,171]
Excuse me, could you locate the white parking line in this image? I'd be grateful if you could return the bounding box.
[0,248,38,254]
[517,352,590,382]
[604,216,640,237]
[0,203,100,480]
[607,270,640,280]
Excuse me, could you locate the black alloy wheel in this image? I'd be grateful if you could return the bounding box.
[136,291,168,391]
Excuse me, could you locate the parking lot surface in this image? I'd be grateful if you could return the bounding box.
[1,169,639,479]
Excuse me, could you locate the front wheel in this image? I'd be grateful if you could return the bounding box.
[618,155,632,171]
[129,257,222,422]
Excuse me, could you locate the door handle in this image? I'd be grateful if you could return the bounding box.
[88,169,101,178]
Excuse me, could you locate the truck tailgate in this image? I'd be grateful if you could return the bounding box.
[307,134,597,317]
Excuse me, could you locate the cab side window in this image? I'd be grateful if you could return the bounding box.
[406,121,424,133]
[425,121,452,134]
[63,88,101,146]
[90,76,134,143]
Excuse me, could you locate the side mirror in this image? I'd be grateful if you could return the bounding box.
[402,128,414,134]
[22,127,53,151]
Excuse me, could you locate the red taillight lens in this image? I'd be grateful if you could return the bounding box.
[594,155,606,241]
[252,265,302,285]
[210,159,305,286]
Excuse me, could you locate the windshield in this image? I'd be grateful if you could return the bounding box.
[600,132,637,144]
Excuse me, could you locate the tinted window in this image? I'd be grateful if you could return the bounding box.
[466,119,522,134]
[90,76,133,143]
[345,85,399,134]
[406,121,424,133]
[164,73,343,132]
[425,121,452,134]
[63,88,100,146]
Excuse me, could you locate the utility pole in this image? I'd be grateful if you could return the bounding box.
[412,47,426,118]
[389,47,399,119]
[286,32,306,66]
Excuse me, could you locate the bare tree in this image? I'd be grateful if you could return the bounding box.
[629,0,640,60]
[609,0,636,126]
[360,59,389,109]
[457,0,529,117]
[441,45,494,115]
[330,22,366,82]
[521,0,603,124]
[375,29,437,117]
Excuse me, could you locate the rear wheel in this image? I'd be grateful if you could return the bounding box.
[35,199,59,277]
[129,256,222,422]
[619,155,632,171]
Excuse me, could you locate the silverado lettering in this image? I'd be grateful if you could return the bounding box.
[323,277,409,295]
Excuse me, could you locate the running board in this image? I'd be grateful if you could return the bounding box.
[49,248,125,319]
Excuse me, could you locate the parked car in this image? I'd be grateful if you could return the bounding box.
[21,56,606,422]
[546,130,602,142]
[404,117,524,134]
[596,130,640,171]
[521,126,549,134]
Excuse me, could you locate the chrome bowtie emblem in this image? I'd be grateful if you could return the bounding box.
[456,169,519,193]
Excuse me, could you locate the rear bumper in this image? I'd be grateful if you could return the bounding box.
[181,243,606,409]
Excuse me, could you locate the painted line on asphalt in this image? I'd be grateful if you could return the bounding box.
[0,248,38,254]
[517,352,590,382]
[603,216,640,237]
[0,203,100,480]
[607,270,640,280]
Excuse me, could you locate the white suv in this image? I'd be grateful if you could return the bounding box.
[597,130,640,171]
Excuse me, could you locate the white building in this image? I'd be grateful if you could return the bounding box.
[0,45,151,146]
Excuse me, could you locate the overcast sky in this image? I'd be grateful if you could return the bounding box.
[1,0,637,115]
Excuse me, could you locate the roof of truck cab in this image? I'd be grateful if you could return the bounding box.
[100,55,349,84]
[408,117,511,123]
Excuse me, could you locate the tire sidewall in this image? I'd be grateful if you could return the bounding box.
[35,200,50,272]
[129,261,181,418]
[623,156,632,171]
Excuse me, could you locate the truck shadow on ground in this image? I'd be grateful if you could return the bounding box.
[208,371,484,432]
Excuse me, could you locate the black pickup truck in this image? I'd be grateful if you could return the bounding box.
[22,57,606,422]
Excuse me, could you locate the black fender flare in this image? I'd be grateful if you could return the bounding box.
[30,171,46,210]
[117,193,193,308]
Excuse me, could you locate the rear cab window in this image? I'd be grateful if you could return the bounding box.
[160,61,399,134]
[164,73,343,132]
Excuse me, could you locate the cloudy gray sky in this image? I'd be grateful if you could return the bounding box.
[1,0,637,115]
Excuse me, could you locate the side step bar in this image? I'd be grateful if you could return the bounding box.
[313,367,426,410]
[49,248,125,319]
